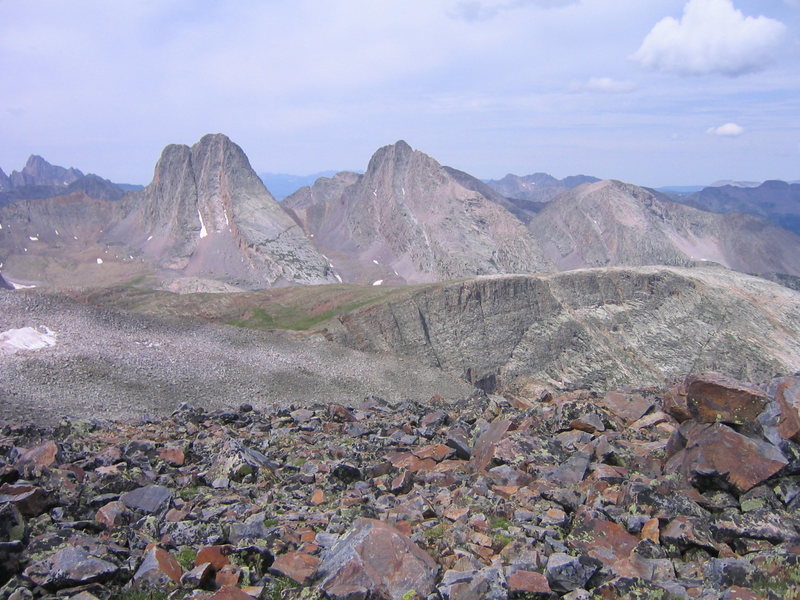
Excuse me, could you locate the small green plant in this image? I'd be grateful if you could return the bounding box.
[264,517,279,527]
[177,486,201,500]
[175,547,196,571]
[402,590,418,600]
[109,589,169,600]
[489,515,510,530]
[423,523,447,542]
[263,575,298,600]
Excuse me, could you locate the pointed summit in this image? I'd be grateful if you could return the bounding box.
[107,134,337,289]
[285,140,553,284]
[9,155,83,188]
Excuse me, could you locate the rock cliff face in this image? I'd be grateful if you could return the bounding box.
[529,180,800,276]
[334,266,800,391]
[107,134,337,289]
[285,141,553,284]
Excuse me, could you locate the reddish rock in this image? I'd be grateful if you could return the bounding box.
[721,587,765,600]
[663,384,692,423]
[776,377,800,442]
[95,500,132,529]
[568,516,638,566]
[414,444,453,462]
[14,440,60,471]
[601,391,654,424]
[215,565,242,587]
[269,551,321,585]
[133,545,183,586]
[311,488,325,505]
[0,483,53,516]
[318,518,439,600]
[666,422,787,493]
[209,585,255,600]
[158,446,185,466]
[195,545,233,570]
[684,373,768,426]
[508,570,552,595]
[469,419,511,473]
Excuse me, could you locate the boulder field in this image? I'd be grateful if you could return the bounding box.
[2,373,800,599]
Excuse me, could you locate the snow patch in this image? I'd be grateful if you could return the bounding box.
[96,258,103,264]
[0,326,57,354]
[372,280,384,286]
[372,259,379,265]
[0,223,3,229]
[29,236,38,241]
[55,229,59,236]
[334,273,343,283]
[8,280,36,289]
[224,211,230,226]
[198,210,208,238]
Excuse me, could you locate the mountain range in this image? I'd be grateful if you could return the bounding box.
[2,134,800,292]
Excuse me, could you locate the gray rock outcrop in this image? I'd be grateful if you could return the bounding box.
[334,266,800,391]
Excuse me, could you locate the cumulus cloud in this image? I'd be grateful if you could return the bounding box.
[632,0,786,76]
[451,0,578,21]
[707,123,745,136]
[572,77,636,93]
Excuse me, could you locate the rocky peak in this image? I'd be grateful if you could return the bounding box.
[106,133,337,289]
[0,168,10,192]
[9,155,84,188]
[288,140,553,284]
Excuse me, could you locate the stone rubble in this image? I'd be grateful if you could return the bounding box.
[1,372,800,599]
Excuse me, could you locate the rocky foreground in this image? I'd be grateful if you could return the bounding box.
[2,373,800,600]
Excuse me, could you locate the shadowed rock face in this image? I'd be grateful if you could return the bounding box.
[285,141,554,285]
[334,266,800,391]
[529,180,800,277]
[106,134,337,289]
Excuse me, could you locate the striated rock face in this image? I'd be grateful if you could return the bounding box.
[529,180,800,277]
[284,141,553,285]
[107,134,337,289]
[334,266,800,391]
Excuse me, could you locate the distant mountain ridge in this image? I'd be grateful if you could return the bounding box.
[259,171,339,200]
[2,137,800,292]
[529,179,800,277]
[681,180,800,236]
[485,172,600,204]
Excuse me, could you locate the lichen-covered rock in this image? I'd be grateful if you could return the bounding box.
[317,518,439,600]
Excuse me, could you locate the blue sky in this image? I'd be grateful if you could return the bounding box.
[1,0,798,187]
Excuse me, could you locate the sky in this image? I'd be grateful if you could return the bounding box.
[1,0,798,187]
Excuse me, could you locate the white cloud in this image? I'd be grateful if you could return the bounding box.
[632,0,786,76]
[572,77,636,93]
[707,122,745,136]
[451,0,578,21]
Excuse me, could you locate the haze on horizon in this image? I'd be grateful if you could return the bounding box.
[1,0,798,188]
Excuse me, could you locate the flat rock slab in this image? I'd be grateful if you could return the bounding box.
[24,546,118,591]
[121,484,173,514]
[776,376,800,442]
[317,518,439,600]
